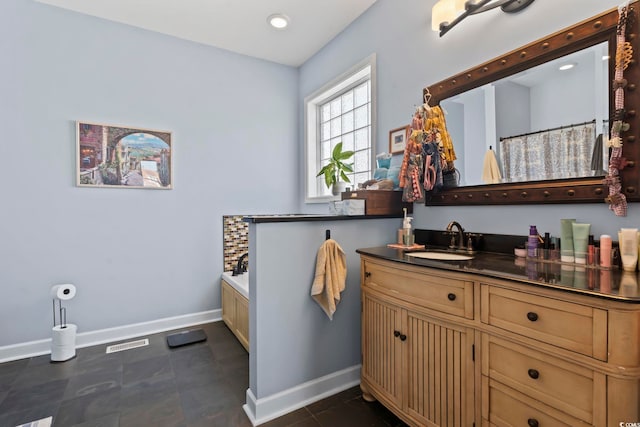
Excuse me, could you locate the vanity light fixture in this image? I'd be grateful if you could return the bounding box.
[432,0,535,37]
[268,13,290,29]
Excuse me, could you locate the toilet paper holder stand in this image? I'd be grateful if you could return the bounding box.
[49,284,77,362]
[52,299,69,329]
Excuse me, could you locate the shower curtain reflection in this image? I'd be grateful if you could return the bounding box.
[499,122,602,183]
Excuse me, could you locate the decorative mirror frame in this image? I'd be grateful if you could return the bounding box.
[424,4,639,206]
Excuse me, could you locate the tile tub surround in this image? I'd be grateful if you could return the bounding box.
[223,215,249,273]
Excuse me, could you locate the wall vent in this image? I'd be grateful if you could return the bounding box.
[105,338,149,354]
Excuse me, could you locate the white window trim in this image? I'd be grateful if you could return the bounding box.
[304,54,377,203]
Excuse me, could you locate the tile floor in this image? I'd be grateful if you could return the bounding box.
[0,322,406,427]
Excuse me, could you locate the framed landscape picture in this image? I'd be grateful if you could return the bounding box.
[389,125,409,154]
[76,121,172,189]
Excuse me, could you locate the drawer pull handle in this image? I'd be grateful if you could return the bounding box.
[527,418,539,427]
[447,293,456,301]
[527,312,539,322]
[394,330,400,338]
[364,272,371,278]
[399,334,407,341]
[528,369,540,379]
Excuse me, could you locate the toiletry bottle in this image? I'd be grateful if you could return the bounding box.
[402,216,414,246]
[600,235,612,268]
[551,237,560,261]
[527,225,539,258]
[619,228,638,272]
[612,246,621,269]
[560,219,576,263]
[543,232,550,260]
[571,223,590,265]
[587,235,595,265]
[638,231,640,270]
[637,231,640,270]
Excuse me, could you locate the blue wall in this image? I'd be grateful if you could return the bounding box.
[298,0,639,239]
[0,0,298,347]
[246,217,400,423]
[3,0,639,351]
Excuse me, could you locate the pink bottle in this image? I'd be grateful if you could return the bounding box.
[600,235,612,268]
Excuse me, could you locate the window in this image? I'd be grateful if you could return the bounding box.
[305,55,376,202]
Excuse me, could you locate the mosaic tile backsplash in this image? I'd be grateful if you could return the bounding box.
[223,215,249,272]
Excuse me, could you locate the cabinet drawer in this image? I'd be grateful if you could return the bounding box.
[482,335,604,423]
[481,285,607,359]
[483,377,591,427]
[363,260,473,318]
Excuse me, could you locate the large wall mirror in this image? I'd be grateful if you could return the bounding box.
[424,4,639,206]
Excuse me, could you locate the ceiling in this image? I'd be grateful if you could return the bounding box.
[35,0,378,67]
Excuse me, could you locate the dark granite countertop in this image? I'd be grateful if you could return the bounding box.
[356,246,640,303]
[243,214,403,223]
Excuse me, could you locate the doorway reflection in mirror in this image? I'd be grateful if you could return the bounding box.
[441,42,609,187]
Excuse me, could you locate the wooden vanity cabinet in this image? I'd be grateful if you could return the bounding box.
[359,255,640,427]
[360,257,476,427]
[221,279,249,352]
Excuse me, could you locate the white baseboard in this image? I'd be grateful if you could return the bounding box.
[243,364,361,426]
[0,309,221,363]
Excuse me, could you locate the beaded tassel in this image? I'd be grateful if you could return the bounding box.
[605,3,633,217]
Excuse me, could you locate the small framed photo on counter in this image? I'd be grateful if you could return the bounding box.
[389,126,409,154]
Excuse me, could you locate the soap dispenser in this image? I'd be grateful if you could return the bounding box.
[402,208,414,246]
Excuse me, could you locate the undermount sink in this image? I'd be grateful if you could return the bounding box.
[406,251,474,261]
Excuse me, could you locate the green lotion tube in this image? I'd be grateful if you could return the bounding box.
[560,219,576,263]
[571,222,590,264]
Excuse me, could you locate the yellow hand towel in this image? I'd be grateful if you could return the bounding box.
[311,239,347,320]
[482,149,502,184]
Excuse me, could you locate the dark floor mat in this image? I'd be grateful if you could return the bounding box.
[166,329,207,348]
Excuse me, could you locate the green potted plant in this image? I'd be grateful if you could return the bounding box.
[316,142,355,196]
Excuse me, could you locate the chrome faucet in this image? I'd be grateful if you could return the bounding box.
[446,221,465,251]
[233,253,248,276]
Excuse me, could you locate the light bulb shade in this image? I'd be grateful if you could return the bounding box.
[432,0,458,31]
[454,0,467,13]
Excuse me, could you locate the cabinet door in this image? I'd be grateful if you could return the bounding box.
[404,309,475,427]
[234,294,250,352]
[362,290,403,409]
[221,280,235,329]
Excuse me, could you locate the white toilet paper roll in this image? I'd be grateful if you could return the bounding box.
[52,324,77,346]
[51,324,77,361]
[50,284,76,300]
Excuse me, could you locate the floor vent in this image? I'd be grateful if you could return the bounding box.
[105,338,149,354]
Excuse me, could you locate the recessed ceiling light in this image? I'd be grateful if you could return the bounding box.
[268,14,289,29]
[558,63,576,71]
